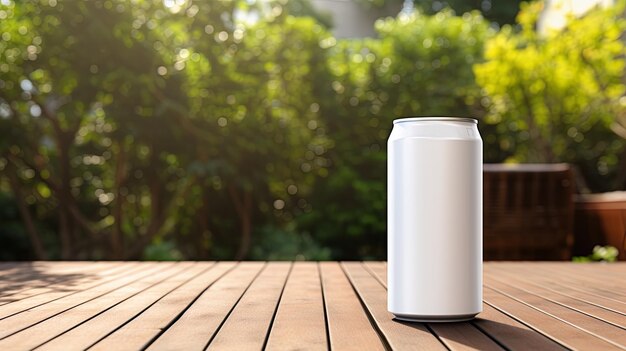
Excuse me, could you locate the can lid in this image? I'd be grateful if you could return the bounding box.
[393,117,478,125]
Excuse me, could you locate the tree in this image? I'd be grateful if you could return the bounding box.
[180,11,332,259]
[474,1,626,191]
[298,9,493,259]
[0,0,203,259]
[0,0,333,260]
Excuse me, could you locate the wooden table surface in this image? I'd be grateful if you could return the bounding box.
[0,262,624,351]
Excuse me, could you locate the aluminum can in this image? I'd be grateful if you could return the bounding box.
[387,117,482,322]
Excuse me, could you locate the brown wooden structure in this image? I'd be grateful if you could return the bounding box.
[484,163,575,260]
[574,192,626,261]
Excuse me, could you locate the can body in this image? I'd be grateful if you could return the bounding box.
[387,117,482,322]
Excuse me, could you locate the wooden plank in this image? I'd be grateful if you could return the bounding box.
[371,262,569,349]
[0,261,620,351]
[0,262,143,319]
[473,303,567,351]
[525,263,626,296]
[0,263,194,350]
[319,262,386,351]
[0,262,23,278]
[364,262,502,351]
[364,261,387,287]
[551,268,626,297]
[488,264,626,314]
[539,262,626,284]
[0,263,127,305]
[206,262,291,351]
[428,323,504,351]
[0,261,112,276]
[341,262,446,350]
[78,262,233,351]
[0,262,170,339]
[538,282,626,313]
[36,263,215,351]
[484,287,623,350]
[484,280,626,348]
[264,262,328,351]
[504,263,626,301]
[0,262,114,296]
[485,265,626,328]
[144,262,264,351]
[0,263,126,296]
[0,262,73,281]
[0,261,87,283]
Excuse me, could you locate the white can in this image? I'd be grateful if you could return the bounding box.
[387,117,482,322]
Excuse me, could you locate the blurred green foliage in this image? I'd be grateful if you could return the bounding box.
[143,240,184,261]
[573,245,619,263]
[0,0,335,260]
[475,1,626,191]
[0,0,624,260]
[250,225,332,260]
[298,9,493,259]
[0,194,38,260]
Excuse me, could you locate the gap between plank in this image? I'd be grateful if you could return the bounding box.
[137,262,240,351]
[422,324,452,351]
[484,287,623,350]
[491,265,626,309]
[201,262,269,350]
[362,263,386,289]
[484,284,624,349]
[0,263,171,340]
[485,270,626,330]
[486,265,626,317]
[0,262,118,300]
[317,262,332,351]
[482,299,573,350]
[338,262,393,351]
[365,263,519,351]
[470,320,513,351]
[260,262,294,350]
[0,262,145,320]
[34,263,211,350]
[360,262,451,351]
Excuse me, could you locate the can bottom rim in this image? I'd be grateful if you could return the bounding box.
[392,313,478,323]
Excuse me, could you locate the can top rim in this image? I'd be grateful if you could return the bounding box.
[393,117,478,125]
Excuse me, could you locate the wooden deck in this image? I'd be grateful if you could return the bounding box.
[0,262,624,350]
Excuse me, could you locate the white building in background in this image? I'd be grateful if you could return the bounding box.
[538,0,614,35]
[310,0,403,38]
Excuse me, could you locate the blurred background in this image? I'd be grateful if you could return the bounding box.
[0,0,624,261]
